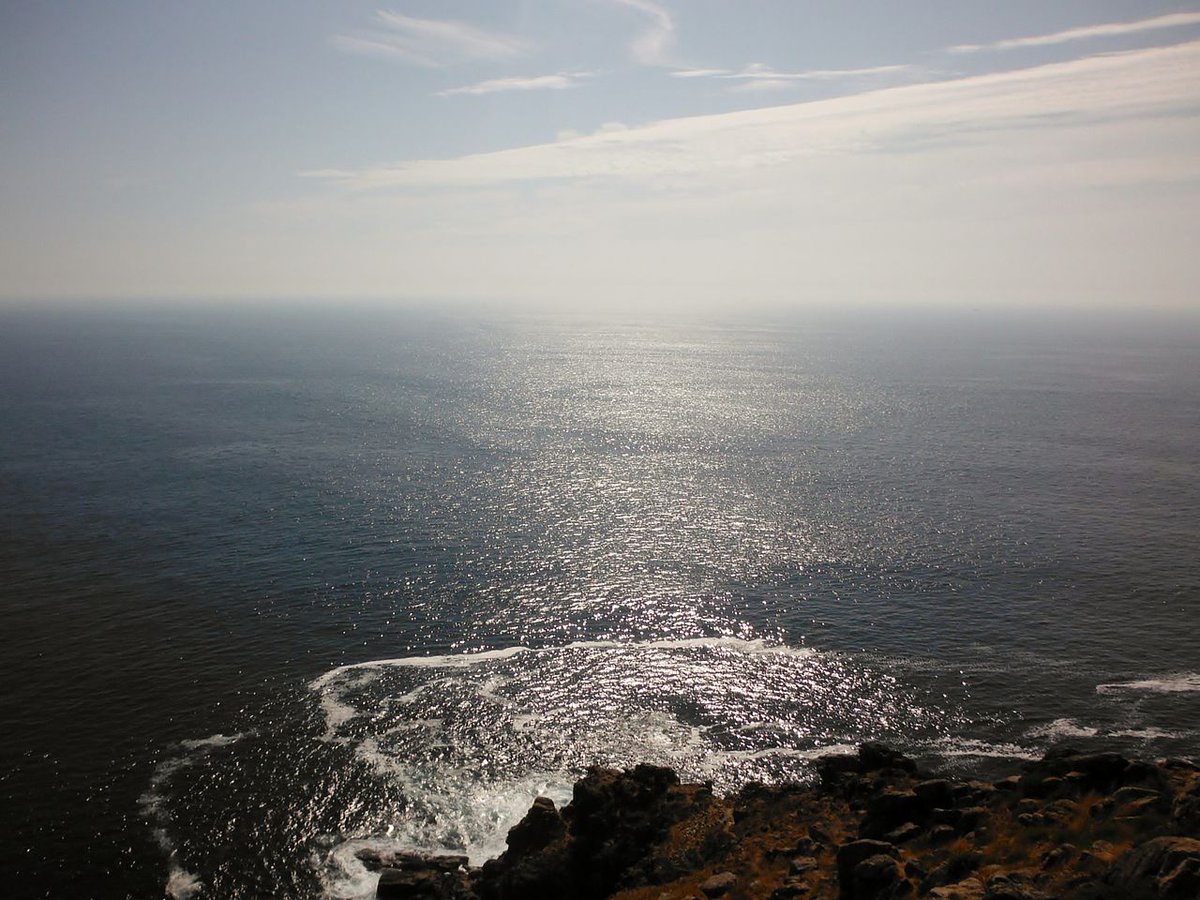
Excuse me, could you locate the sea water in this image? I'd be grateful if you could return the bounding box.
[1,303,1197,898]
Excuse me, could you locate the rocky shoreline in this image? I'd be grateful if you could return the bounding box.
[360,743,1200,899]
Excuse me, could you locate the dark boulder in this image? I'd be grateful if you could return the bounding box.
[1105,836,1200,898]
[852,854,911,899]
[375,858,474,900]
[837,840,898,898]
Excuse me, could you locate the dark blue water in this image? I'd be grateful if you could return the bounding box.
[1,304,1197,898]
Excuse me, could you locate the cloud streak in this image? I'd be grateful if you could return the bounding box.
[437,73,592,97]
[949,11,1200,54]
[672,62,915,91]
[304,41,1200,193]
[334,11,529,67]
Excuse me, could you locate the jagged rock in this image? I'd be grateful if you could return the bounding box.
[1020,774,1063,799]
[928,879,984,899]
[808,823,834,846]
[1170,777,1200,831]
[861,788,923,838]
[376,859,474,900]
[364,743,1197,900]
[789,855,819,875]
[1159,856,1200,899]
[816,752,866,787]
[921,852,982,892]
[699,871,737,897]
[1038,749,1132,792]
[817,744,917,792]
[1040,844,1077,870]
[1113,785,1161,804]
[930,805,990,834]
[359,850,470,873]
[982,873,1048,900]
[505,796,564,855]
[883,822,923,845]
[1116,795,1164,819]
[953,781,997,805]
[1105,836,1200,898]
[771,879,811,900]
[852,854,911,899]
[1039,798,1079,824]
[837,840,898,897]
[914,780,955,810]
[858,743,918,775]
[928,824,955,845]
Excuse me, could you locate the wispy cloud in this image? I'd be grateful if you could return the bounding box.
[949,11,1200,54]
[613,0,675,65]
[670,68,732,78]
[672,62,915,91]
[437,73,593,97]
[334,11,530,67]
[273,42,1200,310]
[303,41,1200,192]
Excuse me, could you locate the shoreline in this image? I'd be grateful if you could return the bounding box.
[360,742,1200,899]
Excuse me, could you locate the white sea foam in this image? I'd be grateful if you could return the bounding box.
[180,731,248,751]
[1026,718,1099,741]
[141,732,250,896]
[310,635,941,897]
[1110,727,1185,740]
[310,636,814,689]
[1097,673,1200,695]
[165,865,203,899]
[932,738,1040,761]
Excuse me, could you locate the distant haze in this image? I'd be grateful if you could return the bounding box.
[2,2,1199,312]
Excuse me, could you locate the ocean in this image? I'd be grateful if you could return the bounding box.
[1,303,1197,899]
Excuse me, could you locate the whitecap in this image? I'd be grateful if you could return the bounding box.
[1109,727,1185,740]
[1025,718,1099,741]
[165,865,203,899]
[931,738,1040,761]
[1097,673,1200,694]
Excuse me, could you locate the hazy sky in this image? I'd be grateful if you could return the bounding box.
[3,1,1199,311]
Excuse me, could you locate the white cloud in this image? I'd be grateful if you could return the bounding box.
[669,62,915,92]
[438,73,592,97]
[669,68,733,78]
[949,11,1200,54]
[306,42,1200,193]
[145,40,1198,310]
[334,11,529,67]
[724,62,914,91]
[613,0,675,65]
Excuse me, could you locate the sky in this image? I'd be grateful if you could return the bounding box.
[2,1,1200,312]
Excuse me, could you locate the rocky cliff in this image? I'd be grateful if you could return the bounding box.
[359,743,1200,899]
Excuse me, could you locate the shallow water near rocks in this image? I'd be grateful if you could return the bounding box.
[1,305,1197,898]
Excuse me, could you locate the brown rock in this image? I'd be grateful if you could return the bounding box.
[852,854,911,899]
[1105,836,1200,897]
[1160,856,1200,899]
[914,780,955,810]
[789,855,819,875]
[837,840,898,897]
[883,822,923,845]
[699,871,736,897]
[928,880,984,900]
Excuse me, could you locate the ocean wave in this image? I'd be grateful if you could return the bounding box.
[165,866,204,900]
[306,636,955,886]
[1096,673,1200,695]
[310,636,816,689]
[929,737,1040,761]
[139,732,251,898]
[1025,718,1100,741]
